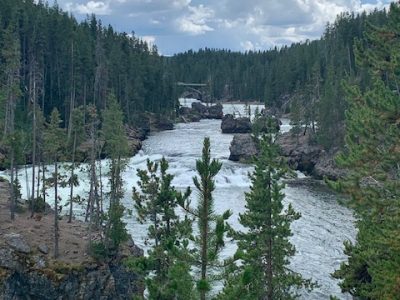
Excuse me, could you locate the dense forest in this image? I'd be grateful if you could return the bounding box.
[0,0,177,130]
[0,0,399,299]
[169,8,389,150]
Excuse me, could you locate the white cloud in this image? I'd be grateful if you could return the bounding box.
[58,0,393,54]
[140,35,156,46]
[177,4,214,35]
[240,40,255,51]
[65,1,111,15]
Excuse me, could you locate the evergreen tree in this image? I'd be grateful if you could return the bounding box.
[218,134,314,300]
[133,157,194,299]
[332,3,400,298]
[191,137,231,300]
[102,93,129,251]
[43,108,66,258]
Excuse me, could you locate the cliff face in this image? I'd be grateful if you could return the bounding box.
[0,237,144,300]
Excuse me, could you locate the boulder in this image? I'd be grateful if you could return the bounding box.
[191,102,208,114]
[229,134,259,162]
[178,107,202,123]
[191,102,223,119]
[221,114,252,133]
[4,233,31,254]
[37,244,49,255]
[206,103,223,119]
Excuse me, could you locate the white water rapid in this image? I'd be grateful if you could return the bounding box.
[2,100,356,299]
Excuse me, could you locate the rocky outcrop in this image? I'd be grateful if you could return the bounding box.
[229,134,259,162]
[150,115,174,131]
[276,131,322,174]
[313,151,348,180]
[253,115,281,133]
[221,114,252,133]
[4,233,31,254]
[276,130,347,180]
[0,238,144,300]
[207,103,224,119]
[178,107,202,123]
[191,102,223,119]
[178,102,224,122]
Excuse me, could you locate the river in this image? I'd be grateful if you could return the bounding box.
[3,100,356,299]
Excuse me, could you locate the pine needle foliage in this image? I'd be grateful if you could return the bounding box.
[218,134,314,300]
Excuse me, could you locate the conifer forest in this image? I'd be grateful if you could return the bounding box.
[0,0,399,299]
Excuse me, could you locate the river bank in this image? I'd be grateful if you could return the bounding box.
[0,179,144,299]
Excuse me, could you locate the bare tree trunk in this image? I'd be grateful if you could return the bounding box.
[68,41,75,140]
[31,75,37,217]
[54,160,59,259]
[42,161,46,204]
[10,150,15,220]
[266,172,273,300]
[36,154,41,200]
[68,131,77,223]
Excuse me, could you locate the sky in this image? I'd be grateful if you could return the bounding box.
[57,0,393,55]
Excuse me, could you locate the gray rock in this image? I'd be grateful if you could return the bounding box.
[207,103,223,119]
[32,255,46,269]
[229,134,259,162]
[191,102,223,119]
[0,247,22,271]
[5,233,31,254]
[38,244,49,254]
[191,102,208,114]
[221,114,252,133]
[276,131,322,174]
[313,151,348,180]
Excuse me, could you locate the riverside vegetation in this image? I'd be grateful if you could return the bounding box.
[0,0,399,299]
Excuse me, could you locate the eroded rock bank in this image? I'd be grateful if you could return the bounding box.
[227,130,346,180]
[276,131,346,180]
[0,181,144,300]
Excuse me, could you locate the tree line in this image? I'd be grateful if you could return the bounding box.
[168,7,389,151]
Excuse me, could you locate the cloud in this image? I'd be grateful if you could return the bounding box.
[65,1,111,15]
[140,35,156,46]
[58,0,393,54]
[177,4,214,35]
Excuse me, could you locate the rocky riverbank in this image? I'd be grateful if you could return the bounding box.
[178,102,223,122]
[276,131,347,180]
[0,180,144,299]
[228,130,346,180]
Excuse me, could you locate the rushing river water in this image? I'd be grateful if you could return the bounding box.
[3,100,356,299]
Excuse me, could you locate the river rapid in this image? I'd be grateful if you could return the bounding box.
[3,100,356,299]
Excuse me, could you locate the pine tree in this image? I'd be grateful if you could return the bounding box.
[43,108,66,258]
[133,157,194,299]
[218,134,314,300]
[102,93,129,251]
[332,3,400,297]
[190,137,231,300]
